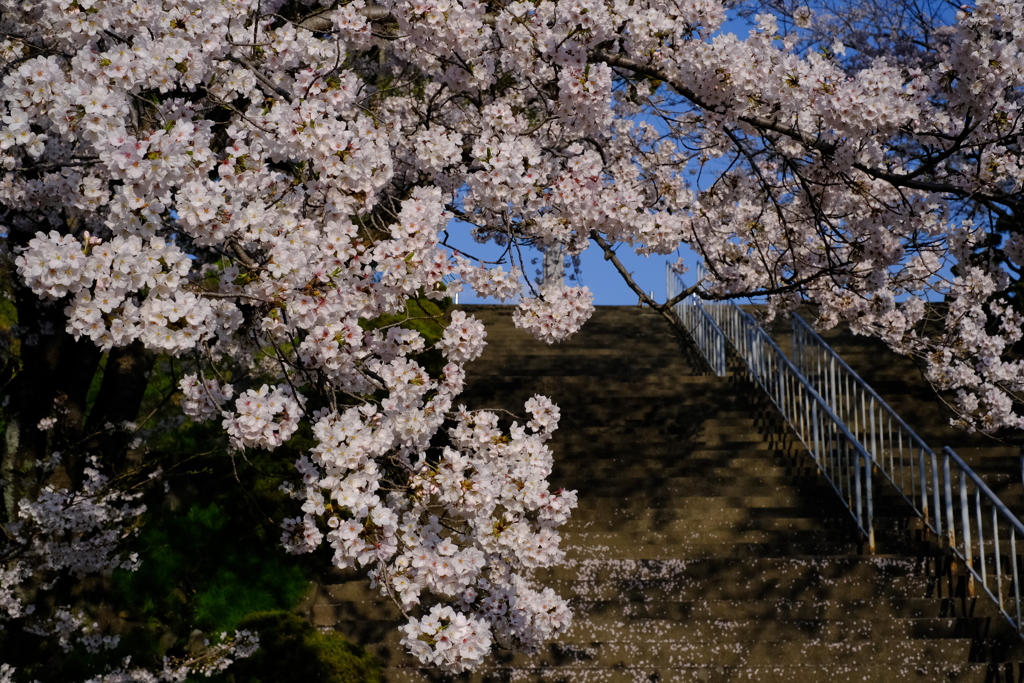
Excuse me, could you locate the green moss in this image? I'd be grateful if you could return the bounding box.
[193,563,309,634]
[229,612,381,683]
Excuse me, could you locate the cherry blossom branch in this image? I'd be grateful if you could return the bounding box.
[226,237,263,271]
[297,5,496,30]
[592,50,1022,210]
[221,55,294,103]
[588,231,693,307]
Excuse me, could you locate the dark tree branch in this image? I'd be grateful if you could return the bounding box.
[221,55,294,103]
[2,285,101,517]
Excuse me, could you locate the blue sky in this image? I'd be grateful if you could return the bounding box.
[443,223,702,306]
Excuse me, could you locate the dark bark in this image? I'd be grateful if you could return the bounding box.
[2,285,101,519]
[81,341,156,476]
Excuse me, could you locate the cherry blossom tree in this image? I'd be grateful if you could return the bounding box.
[1,0,1023,677]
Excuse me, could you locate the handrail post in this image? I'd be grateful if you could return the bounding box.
[932,450,943,542]
[865,453,876,553]
[960,471,975,598]
[994,505,1004,611]
[944,451,955,551]
[854,442,864,529]
[919,448,930,532]
[976,490,986,592]
[1014,530,1023,633]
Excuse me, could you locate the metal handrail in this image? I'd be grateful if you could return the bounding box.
[789,313,947,540]
[666,265,1024,634]
[666,263,727,376]
[942,446,1024,633]
[703,301,877,551]
[791,313,1024,632]
[666,265,876,547]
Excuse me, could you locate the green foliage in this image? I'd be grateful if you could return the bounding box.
[360,291,452,378]
[0,296,15,330]
[228,612,381,683]
[83,352,107,418]
[113,501,311,635]
[362,291,451,344]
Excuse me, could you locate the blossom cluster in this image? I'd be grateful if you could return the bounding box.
[462,264,523,302]
[179,374,234,422]
[513,286,596,344]
[1,457,147,677]
[223,384,304,451]
[279,386,577,670]
[439,311,488,363]
[400,604,492,673]
[67,630,259,683]
[16,232,241,352]
[6,457,144,585]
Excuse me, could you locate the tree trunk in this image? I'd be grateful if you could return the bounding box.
[81,341,156,477]
[2,286,101,519]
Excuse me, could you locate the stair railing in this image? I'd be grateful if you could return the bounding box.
[711,302,877,552]
[941,446,1024,632]
[667,266,1024,635]
[666,267,876,549]
[665,263,727,377]
[789,314,946,540]
[791,314,1024,632]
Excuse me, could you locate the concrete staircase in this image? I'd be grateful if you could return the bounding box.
[309,306,1024,682]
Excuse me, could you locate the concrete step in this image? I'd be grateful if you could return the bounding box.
[551,462,821,479]
[532,555,941,582]
[553,473,835,488]
[558,595,1002,620]
[320,576,976,611]
[464,362,693,378]
[331,616,1021,647]
[566,502,918,525]
[555,474,846,492]
[558,528,933,550]
[547,448,803,461]
[552,464,824,482]
[460,380,739,397]
[553,429,789,441]
[539,576,971,603]
[559,510,916,533]
[315,593,1001,631]
[569,494,895,511]
[381,662,1012,683]
[559,541,927,561]
[371,637,977,670]
[551,436,793,450]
